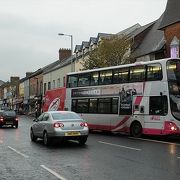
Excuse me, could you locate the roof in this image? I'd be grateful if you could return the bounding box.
[0,80,5,86]
[159,0,180,29]
[89,37,97,45]
[133,15,165,58]
[117,23,141,36]
[97,33,112,41]
[82,41,89,48]
[29,60,60,78]
[74,45,82,53]
[128,21,155,38]
[43,55,76,75]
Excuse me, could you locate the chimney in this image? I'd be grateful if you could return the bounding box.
[59,48,71,61]
[26,72,33,77]
[10,76,19,83]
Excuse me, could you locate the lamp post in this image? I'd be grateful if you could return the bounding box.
[58,33,73,71]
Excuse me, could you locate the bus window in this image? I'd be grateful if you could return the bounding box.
[89,98,98,113]
[91,72,99,86]
[130,65,145,82]
[112,98,118,114]
[76,99,89,113]
[78,73,90,87]
[149,96,168,116]
[147,63,162,81]
[167,60,180,81]
[67,75,78,88]
[99,70,112,85]
[98,98,111,114]
[113,67,129,84]
[72,99,77,112]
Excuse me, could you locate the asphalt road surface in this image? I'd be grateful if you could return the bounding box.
[0,115,180,180]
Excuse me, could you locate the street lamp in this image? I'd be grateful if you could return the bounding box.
[58,33,73,71]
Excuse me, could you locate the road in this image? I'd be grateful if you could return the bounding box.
[0,115,180,180]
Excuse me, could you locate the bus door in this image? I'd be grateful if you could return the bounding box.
[147,96,168,127]
[133,95,168,134]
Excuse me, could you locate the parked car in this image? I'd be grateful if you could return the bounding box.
[30,111,89,146]
[0,110,18,128]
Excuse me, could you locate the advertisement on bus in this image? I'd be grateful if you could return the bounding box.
[42,87,66,112]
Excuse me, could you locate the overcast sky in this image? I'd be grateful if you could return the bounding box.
[0,0,167,82]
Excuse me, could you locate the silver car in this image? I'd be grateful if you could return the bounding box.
[30,111,89,146]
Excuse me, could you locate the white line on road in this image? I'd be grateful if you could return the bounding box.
[8,146,29,158]
[99,141,141,151]
[129,137,180,146]
[40,165,67,180]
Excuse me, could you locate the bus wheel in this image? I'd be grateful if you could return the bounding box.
[130,122,142,138]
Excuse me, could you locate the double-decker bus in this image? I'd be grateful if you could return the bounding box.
[65,58,180,137]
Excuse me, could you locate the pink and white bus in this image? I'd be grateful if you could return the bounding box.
[65,58,180,137]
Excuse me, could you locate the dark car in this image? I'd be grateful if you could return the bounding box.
[0,110,18,128]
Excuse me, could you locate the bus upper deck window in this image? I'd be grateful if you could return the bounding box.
[130,66,145,82]
[147,63,162,81]
[68,75,78,88]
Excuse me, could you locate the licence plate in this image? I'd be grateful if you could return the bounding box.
[65,132,81,136]
[6,122,13,124]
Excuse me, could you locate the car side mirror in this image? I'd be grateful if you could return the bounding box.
[33,119,37,122]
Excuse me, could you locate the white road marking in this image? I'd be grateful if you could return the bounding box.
[129,137,180,146]
[8,146,29,158]
[40,165,67,180]
[99,141,141,151]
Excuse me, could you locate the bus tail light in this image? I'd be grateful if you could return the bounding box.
[80,122,88,127]
[164,121,179,132]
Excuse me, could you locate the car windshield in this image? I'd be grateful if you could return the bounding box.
[3,111,16,117]
[51,112,81,120]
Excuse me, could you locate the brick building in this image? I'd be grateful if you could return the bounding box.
[159,0,180,58]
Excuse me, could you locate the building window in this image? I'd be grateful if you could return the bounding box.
[52,80,55,89]
[40,81,43,95]
[57,78,60,88]
[43,83,47,95]
[170,36,179,58]
[63,76,66,87]
[48,82,51,90]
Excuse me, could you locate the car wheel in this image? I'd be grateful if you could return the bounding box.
[78,137,87,146]
[15,124,18,128]
[130,122,142,138]
[43,131,50,146]
[30,128,37,142]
